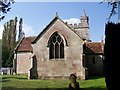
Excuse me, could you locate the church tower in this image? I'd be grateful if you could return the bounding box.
[79,10,90,41]
[80,10,89,28]
[68,10,90,41]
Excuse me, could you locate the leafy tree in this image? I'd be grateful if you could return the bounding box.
[0,39,2,67]
[0,0,15,21]
[2,17,17,67]
[5,50,14,67]
[103,1,120,90]
[18,18,23,41]
[2,23,9,67]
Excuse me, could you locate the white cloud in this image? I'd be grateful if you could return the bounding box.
[0,25,4,39]
[63,18,80,25]
[22,24,35,37]
[16,22,36,40]
[16,20,36,38]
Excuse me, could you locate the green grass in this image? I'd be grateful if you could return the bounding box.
[0,75,107,90]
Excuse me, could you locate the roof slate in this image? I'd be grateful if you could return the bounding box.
[84,42,104,54]
[15,36,36,52]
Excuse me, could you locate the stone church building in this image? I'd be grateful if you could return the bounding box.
[14,12,104,80]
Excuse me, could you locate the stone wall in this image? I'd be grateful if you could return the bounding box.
[16,52,32,74]
[85,55,104,76]
[32,19,85,80]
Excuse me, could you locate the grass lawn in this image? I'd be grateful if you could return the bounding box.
[0,75,107,90]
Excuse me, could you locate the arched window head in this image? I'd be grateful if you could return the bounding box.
[49,32,64,59]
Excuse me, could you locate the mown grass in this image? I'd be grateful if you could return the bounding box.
[0,75,107,90]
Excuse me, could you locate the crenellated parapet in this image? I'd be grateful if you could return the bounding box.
[66,10,90,41]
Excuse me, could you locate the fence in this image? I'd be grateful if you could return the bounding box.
[0,67,13,75]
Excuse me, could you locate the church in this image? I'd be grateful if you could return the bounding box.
[13,11,104,80]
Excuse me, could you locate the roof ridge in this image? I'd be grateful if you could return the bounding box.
[14,37,25,51]
[25,36,37,38]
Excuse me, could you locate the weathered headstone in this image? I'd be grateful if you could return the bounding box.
[69,73,80,89]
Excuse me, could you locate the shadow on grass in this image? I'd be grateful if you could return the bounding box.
[80,87,107,90]
[2,75,27,83]
[2,75,27,80]
[1,79,10,82]
[2,75,105,80]
[2,87,107,90]
[87,76,105,80]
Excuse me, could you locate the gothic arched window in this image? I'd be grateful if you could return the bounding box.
[49,32,64,59]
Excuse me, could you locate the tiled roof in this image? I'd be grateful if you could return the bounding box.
[15,36,36,52]
[84,42,104,54]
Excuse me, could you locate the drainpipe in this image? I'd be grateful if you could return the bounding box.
[13,50,17,74]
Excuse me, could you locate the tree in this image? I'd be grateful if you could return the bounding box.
[0,39,2,67]
[2,23,10,67]
[103,1,120,90]
[2,17,17,67]
[0,0,15,21]
[18,18,24,41]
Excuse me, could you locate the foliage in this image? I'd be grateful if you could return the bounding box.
[2,17,17,67]
[0,0,15,21]
[2,17,24,67]
[1,75,107,90]
[104,22,120,89]
[5,51,14,67]
[18,18,24,41]
[0,39,2,66]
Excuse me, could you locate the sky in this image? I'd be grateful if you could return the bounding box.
[0,2,118,42]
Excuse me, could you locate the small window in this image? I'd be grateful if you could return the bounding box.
[82,55,85,67]
[92,57,95,64]
[83,44,86,53]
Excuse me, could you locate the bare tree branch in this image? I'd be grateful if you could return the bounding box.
[100,0,120,22]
